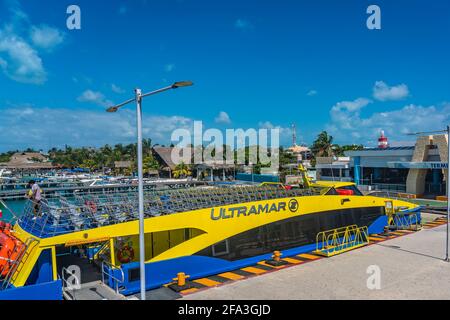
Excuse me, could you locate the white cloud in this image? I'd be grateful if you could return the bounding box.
[329,98,372,131]
[77,90,114,108]
[327,100,450,145]
[331,98,372,113]
[215,111,231,124]
[6,0,30,31]
[0,105,195,151]
[143,115,193,139]
[373,81,409,101]
[234,19,254,31]
[0,28,46,84]
[258,121,291,136]
[111,84,125,94]
[165,64,175,72]
[30,24,65,51]
[307,90,318,96]
[72,75,93,85]
[0,1,65,84]
[258,121,276,129]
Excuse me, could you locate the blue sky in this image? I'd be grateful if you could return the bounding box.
[0,0,449,152]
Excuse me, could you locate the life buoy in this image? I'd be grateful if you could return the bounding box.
[117,245,134,263]
[0,233,23,276]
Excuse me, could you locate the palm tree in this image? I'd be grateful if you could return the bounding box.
[142,138,153,156]
[311,131,334,157]
[80,159,96,171]
[143,155,159,175]
[172,162,192,178]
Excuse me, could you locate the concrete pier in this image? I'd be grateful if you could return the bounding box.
[183,216,450,300]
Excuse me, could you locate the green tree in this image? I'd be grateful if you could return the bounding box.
[311,131,335,157]
[0,150,16,163]
[333,144,364,156]
[173,162,192,178]
[143,155,159,175]
[80,159,96,171]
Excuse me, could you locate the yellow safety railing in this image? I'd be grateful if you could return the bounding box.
[315,225,369,257]
[258,182,286,188]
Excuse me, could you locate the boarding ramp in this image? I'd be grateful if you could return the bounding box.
[60,260,126,300]
[315,225,369,257]
[18,185,324,238]
[62,281,126,300]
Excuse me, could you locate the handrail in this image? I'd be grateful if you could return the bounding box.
[392,211,421,231]
[61,266,79,291]
[1,237,39,290]
[101,260,125,294]
[0,199,19,222]
[0,180,208,200]
[94,241,111,261]
[60,265,85,300]
[367,190,417,201]
[316,225,369,257]
[17,185,325,238]
[11,237,39,282]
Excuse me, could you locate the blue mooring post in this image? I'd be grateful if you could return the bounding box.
[354,156,361,185]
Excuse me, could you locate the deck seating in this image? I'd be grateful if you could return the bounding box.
[18,185,324,238]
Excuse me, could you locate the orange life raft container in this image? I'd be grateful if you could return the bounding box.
[0,226,24,277]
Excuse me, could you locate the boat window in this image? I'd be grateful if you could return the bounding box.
[336,185,363,196]
[325,186,362,196]
[336,188,354,196]
[114,227,205,263]
[325,188,338,195]
[212,240,229,257]
[196,206,384,261]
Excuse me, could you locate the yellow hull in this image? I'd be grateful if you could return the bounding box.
[10,194,418,287]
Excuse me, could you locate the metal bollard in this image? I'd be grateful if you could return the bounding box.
[265,250,288,267]
[272,250,282,262]
[173,272,190,287]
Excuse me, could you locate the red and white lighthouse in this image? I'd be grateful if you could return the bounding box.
[378,130,388,149]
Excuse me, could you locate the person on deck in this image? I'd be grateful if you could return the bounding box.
[27,180,42,216]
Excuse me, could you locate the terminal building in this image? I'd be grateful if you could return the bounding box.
[316,132,448,197]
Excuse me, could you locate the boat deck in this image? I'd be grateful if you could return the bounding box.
[18,185,324,238]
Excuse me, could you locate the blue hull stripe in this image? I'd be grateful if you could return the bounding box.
[117,215,389,295]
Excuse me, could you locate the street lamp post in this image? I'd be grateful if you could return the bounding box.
[106,81,193,300]
[407,127,450,262]
[447,125,450,262]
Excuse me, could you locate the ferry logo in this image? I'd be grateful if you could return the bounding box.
[288,199,298,212]
[210,201,291,221]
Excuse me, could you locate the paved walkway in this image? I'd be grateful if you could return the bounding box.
[183,222,450,300]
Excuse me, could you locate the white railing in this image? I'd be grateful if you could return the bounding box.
[101,260,125,294]
[18,185,324,238]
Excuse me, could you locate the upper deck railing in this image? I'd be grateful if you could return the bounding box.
[18,185,324,238]
[0,180,207,200]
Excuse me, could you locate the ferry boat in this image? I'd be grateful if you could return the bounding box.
[0,179,420,300]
